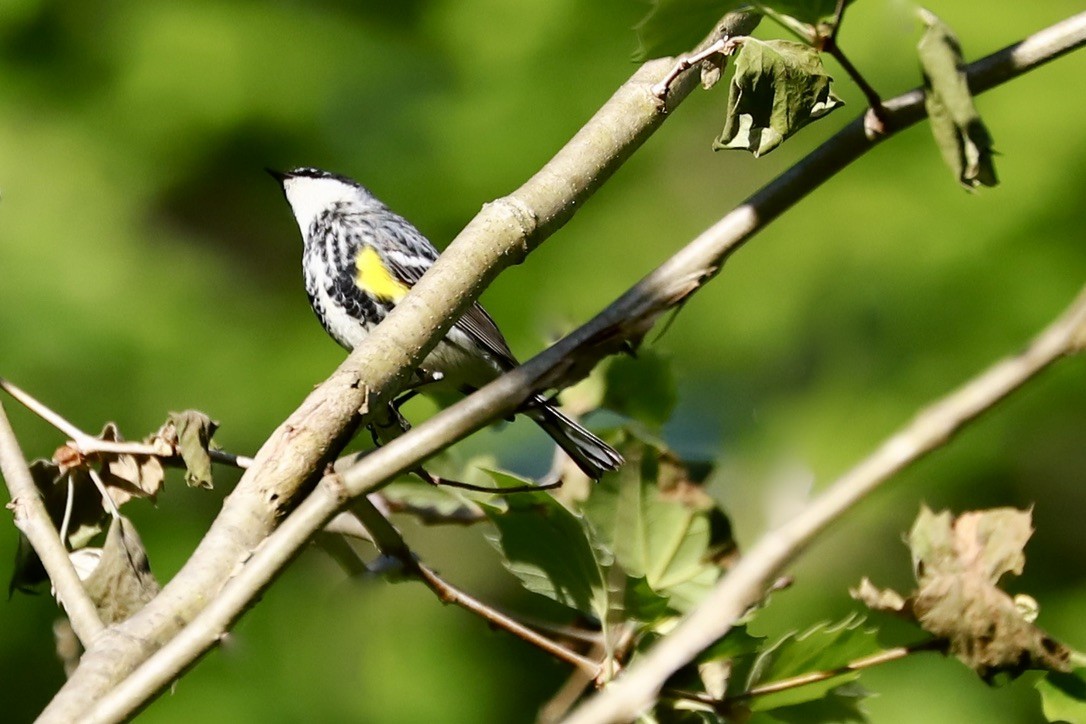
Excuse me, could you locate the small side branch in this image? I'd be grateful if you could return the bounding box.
[665,639,943,712]
[349,496,602,676]
[0,376,255,469]
[0,401,104,646]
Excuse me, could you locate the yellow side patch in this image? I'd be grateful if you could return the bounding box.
[356,245,410,301]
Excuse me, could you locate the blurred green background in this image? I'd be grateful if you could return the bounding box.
[1,1,1084,721]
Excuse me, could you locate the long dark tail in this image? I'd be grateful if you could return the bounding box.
[525,398,623,479]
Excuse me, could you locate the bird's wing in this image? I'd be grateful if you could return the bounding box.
[380,219,519,370]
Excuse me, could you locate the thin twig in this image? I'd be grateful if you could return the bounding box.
[0,376,255,469]
[824,41,888,132]
[652,37,730,99]
[818,0,888,133]
[349,495,602,676]
[0,401,104,646]
[663,640,941,714]
[0,377,86,441]
[563,285,1086,723]
[651,12,762,99]
[829,0,848,44]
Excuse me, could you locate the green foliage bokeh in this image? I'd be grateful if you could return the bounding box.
[1,1,1084,721]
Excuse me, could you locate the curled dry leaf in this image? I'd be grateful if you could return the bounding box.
[854,506,1070,680]
[715,38,843,157]
[152,410,219,488]
[917,8,998,189]
[81,516,160,625]
[9,422,165,594]
[82,423,165,507]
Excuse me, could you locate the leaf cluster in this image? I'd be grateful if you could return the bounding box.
[9,411,221,625]
[635,1,1000,187]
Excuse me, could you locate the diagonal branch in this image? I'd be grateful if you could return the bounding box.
[0,401,104,646]
[564,281,1086,723]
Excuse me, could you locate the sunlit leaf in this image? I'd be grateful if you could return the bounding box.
[584,433,734,614]
[917,8,998,190]
[715,38,843,157]
[746,615,881,711]
[1036,668,1086,723]
[624,574,673,621]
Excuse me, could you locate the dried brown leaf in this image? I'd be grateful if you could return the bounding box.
[82,516,160,624]
[856,507,1070,680]
[849,577,909,615]
[153,410,219,488]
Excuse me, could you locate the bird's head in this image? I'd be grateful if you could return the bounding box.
[267,167,373,234]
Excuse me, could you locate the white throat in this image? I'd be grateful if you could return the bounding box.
[282,177,360,234]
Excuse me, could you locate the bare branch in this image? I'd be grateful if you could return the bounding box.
[0,377,255,469]
[350,496,602,675]
[0,401,104,646]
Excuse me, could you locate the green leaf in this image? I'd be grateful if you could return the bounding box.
[482,471,608,621]
[1036,668,1086,723]
[603,351,678,429]
[759,0,841,26]
[700,624,768,663]
[584,434,735,615]
[751,682,870,723]
[379,479,484,525]
[633,0,744,61]
[624,575,674,621]
[745,615,881,711]
[917,9,998,190]
[715,38,843,157]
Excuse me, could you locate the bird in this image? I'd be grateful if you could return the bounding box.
[269,167,623,479]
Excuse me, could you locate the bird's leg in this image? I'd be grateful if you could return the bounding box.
[365,402,449,489]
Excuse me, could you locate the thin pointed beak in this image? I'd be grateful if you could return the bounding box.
[265,168,290,186]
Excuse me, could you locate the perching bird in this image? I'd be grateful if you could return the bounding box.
[269,167,623,479]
